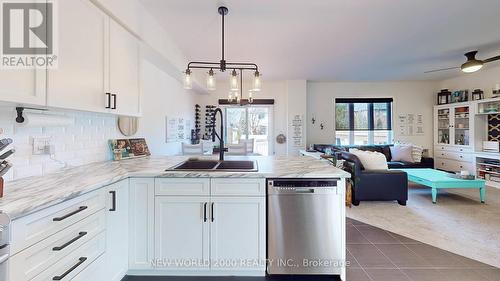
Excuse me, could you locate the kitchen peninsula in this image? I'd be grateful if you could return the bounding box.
[0,156,350,281]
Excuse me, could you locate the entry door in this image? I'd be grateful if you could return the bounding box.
[225,106,272,155]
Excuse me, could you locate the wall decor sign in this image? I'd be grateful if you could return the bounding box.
[397,113,424,136]
[109,138,151,161]
[291,114,303,147]
[165,116,192,143]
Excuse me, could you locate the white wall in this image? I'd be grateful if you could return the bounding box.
[306,81,438,154]
[136,59,197,155]
[439,65,500,97]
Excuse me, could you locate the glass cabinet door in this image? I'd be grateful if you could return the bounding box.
[437,108,450,144]
[453,106,470,146]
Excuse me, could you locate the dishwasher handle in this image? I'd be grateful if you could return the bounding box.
[295,188,315,193]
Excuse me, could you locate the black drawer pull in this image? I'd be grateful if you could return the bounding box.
[53,206,88,222]
[109,191,116,212]
[52,257,87,280]
[52,232,87,251]
[211,202,215,222]
[203,202,207,222]
[105,93,111,109]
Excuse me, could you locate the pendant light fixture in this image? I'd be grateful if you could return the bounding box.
[183,6,261,105]
[206,69,216,91]
[183,69,192,89]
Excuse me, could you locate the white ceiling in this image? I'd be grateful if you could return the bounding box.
[139,0,500,81]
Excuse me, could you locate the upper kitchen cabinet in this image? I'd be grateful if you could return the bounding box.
[45,0,141,116]
[109,20,141,117]
[0,69,46,106]
[47,0,109,113]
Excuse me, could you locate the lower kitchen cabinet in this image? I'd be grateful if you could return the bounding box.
[153,194,266,273]
[128,178,155,270]
[210,197,266,272]
[105,179,130,281]
[154,197,211,270]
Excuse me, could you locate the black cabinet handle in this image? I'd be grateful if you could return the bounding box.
[203,202,207,222]
[105,93,111,109]
[211,202,214,222]
[52,257,87,280]
[53,206,88,222]
[112,94,117,109]
[109,191,116,212]
[52,232,87,251]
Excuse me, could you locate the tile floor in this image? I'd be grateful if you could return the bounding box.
[345,218,499,281]
[123,218,500,281]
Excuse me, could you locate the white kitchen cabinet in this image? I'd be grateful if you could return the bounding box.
[105,179,129,281]
[0,69,46,106]
[129,178,155,270]
[154,196,211,270]
[46,0,109,113]
[109,20,141,116]
[210,197,266,272]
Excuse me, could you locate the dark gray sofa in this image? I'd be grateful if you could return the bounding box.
[313,144,434,169]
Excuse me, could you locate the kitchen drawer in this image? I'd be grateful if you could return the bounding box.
[11,189,106,254]
[155,178,210,196]
[211,178,266,196]
[30,231,105,281]
[9,210,105,281]
[70,253,105,281]
[435,151,473,162]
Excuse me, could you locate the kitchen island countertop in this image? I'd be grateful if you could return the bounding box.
[0,155,350,219]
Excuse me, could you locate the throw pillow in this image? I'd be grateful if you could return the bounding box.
[394,142,424,163]
[390,145,415,163]
[349,148,389,170]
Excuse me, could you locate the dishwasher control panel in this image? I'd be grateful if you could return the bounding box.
[268,179,339,194]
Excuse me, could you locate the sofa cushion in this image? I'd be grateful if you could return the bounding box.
[390,145,415,162]
[350,149,388,170]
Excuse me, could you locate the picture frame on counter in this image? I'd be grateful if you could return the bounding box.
[109,138,151,161]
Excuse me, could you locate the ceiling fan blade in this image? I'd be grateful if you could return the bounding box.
[424,66,460,73]
[484,55,500,63]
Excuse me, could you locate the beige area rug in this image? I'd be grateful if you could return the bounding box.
[347,183,500,268]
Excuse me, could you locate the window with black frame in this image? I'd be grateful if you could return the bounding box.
[335,98,393,145]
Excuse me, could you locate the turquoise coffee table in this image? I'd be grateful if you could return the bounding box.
[397,168,486,204]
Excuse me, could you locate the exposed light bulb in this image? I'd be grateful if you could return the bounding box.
[183,69,192,89]
[228,92,233,102]
[253,71,262,91]
[248,91,254,103]
[206,69,216,91]
[236,94,241,104]
[230,69,239,91]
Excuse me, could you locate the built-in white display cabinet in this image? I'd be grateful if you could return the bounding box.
[434,102,475,173]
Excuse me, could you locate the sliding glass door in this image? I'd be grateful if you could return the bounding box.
[224,106,272,155]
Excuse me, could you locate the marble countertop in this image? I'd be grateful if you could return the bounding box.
[0,155,350,220]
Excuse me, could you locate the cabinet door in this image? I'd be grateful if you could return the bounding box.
[129,178,155,270]
[436,107,451,145]
[452,105,471,146]
[154,197,210,270]
[109,20,141,116]
[210,197,266,272]
[47,0,109,112]
[105,179,129,281]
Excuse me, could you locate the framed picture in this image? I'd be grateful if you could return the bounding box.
[109,138,151,161]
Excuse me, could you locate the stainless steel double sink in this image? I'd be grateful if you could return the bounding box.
[166,159,258,172]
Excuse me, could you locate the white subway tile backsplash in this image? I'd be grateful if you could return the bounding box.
[0,107,120,181]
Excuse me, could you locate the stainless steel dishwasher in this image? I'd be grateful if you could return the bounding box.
[267,179,343,275]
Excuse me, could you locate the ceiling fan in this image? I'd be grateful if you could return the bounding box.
[425,51,500,74]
